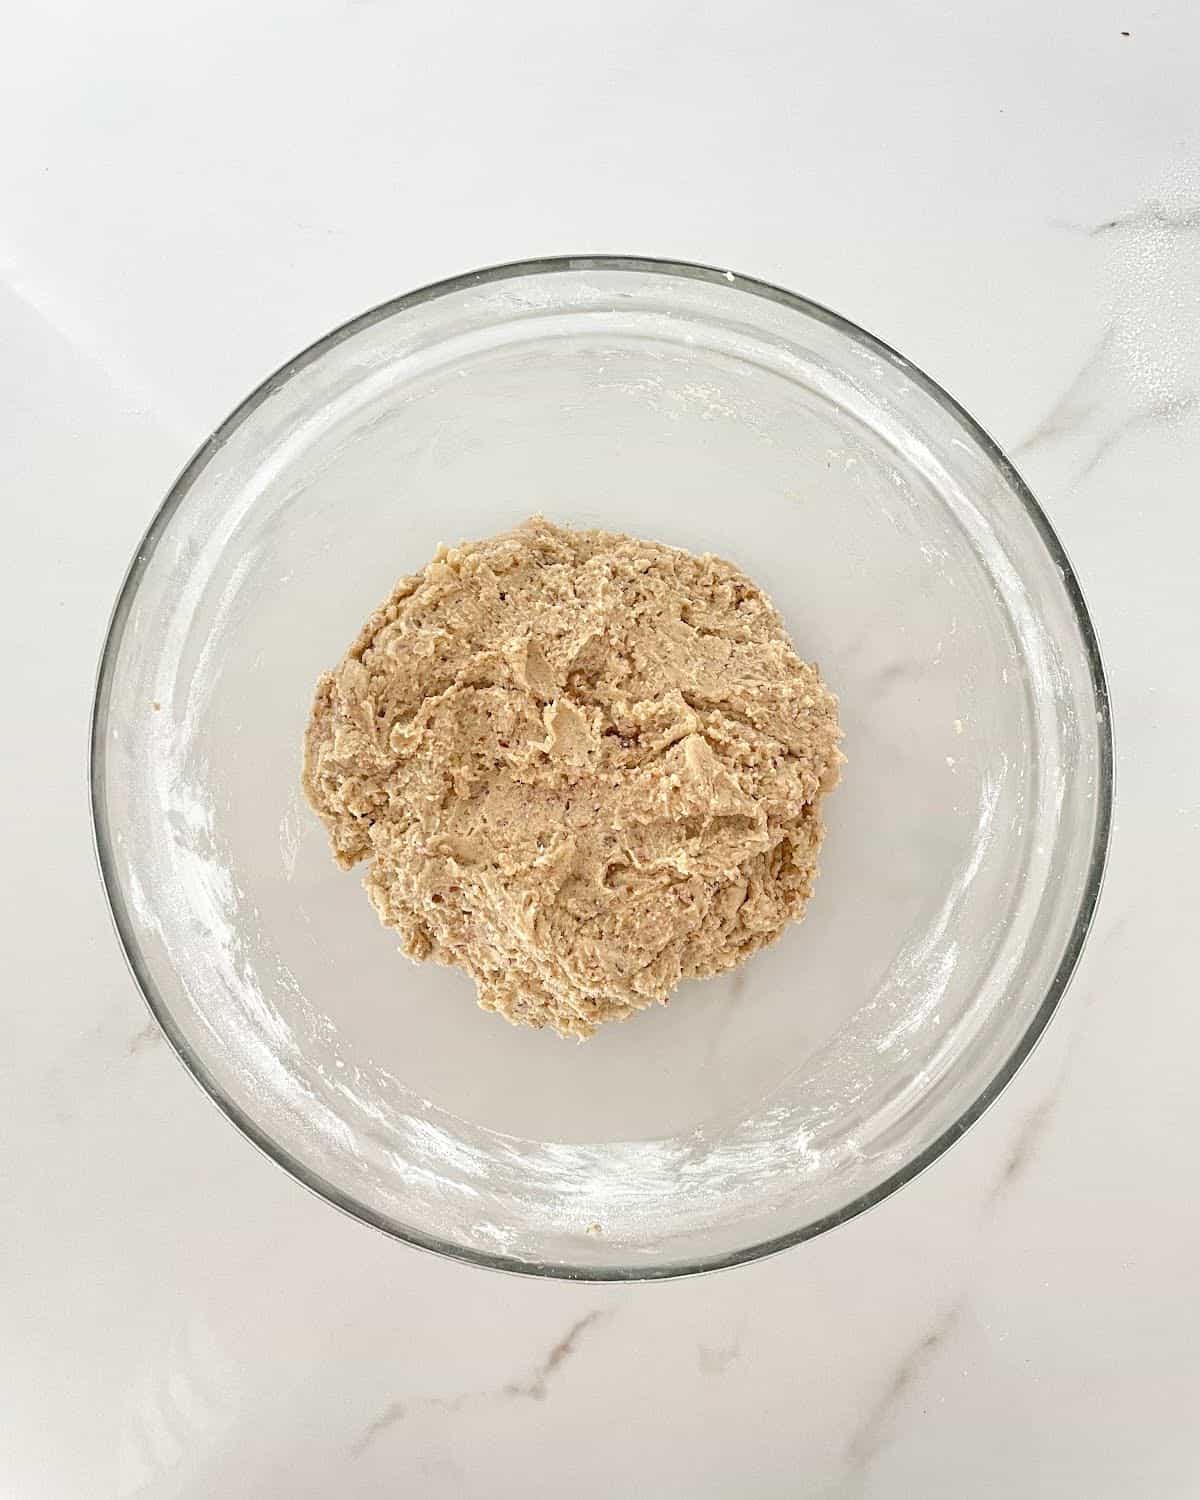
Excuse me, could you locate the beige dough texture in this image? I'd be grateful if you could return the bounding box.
[302,518,842,1039]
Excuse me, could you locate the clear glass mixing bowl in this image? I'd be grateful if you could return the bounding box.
[91,258,1112,1278]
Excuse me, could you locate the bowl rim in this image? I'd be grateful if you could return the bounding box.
[89,254,1114,1281]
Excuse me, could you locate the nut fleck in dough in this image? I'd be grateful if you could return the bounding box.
[302,519,842,1039]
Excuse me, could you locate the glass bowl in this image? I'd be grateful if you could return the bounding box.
[91,257,1112,1279]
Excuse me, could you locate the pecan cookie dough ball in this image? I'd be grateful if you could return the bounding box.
[303,519,842,1039]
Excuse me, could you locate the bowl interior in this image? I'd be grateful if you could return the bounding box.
[94,262,1109,1275]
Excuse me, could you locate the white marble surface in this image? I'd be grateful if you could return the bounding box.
[3,2,1198,1495]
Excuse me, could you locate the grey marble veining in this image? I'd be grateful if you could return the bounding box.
[351,1311,611,1457]
[840,1298,968,1487]
[1015,324,1197,485]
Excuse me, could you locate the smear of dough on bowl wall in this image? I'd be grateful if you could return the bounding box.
[303,517,843,1039]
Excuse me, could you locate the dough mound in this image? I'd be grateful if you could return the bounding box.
[302,519,841,1039]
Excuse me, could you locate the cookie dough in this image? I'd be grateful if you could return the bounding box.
[302,518,842,1039]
